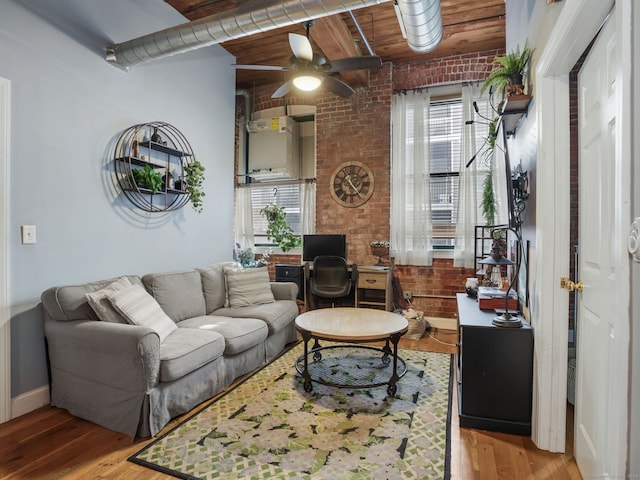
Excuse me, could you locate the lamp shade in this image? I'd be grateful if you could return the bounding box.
[293,73,322,91]
[479,254,514,266]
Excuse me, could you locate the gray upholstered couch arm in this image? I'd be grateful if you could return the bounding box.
[270,281,298,301]
[44,319,161,391]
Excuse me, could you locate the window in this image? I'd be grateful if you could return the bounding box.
[250,182,302,246]
[429,100,462,248]
[391,88,492,263]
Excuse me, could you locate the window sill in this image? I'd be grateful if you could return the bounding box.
[254,246,302,256]
[434,249,454,260]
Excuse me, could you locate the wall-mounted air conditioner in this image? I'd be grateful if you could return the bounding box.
[248,116,300,181]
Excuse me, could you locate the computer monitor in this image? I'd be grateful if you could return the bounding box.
[302,234,347,261]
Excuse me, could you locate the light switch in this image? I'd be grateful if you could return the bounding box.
[21,225,36,244]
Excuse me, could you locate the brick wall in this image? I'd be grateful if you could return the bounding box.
[243,49,502,318]
[393,49,503,91]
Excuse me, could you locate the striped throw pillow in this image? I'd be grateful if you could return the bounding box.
[224,266,275,308]
[107,284,177,342]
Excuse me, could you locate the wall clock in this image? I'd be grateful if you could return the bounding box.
[330,161,375,208]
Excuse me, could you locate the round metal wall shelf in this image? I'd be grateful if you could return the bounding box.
[112,121,195,212]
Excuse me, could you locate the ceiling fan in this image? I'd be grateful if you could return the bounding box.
[234,20,383,98]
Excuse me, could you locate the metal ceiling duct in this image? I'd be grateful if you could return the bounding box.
[395,0,442,53]
[106,0,388,69]
[106,0,443,69]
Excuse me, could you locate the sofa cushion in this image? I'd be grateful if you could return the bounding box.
[224,266,275,308]
[142,270,206,322]
[177,315,269,355]
[84,277,132,323]
[196,263,234,313]
[41,276,143,322]
[212,300,298,335]
[107,284,177,342]
[158,328,225,383]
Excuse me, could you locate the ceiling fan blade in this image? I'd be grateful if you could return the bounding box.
[233,64,289,71]
[325,56,383,73]
[323,76,355,98]
[271,80,294,98]
[289,33,313,61]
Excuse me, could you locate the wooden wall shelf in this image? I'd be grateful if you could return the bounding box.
[500,94,532,137]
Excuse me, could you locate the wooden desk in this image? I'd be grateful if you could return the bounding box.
[355,266,393,311]
[303,264,393,311]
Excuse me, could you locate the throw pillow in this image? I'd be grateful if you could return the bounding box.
[224,266,275,308]
[85,277,132,323]
[106,284,177,342]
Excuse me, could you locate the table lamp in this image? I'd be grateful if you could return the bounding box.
[479,245,522,328]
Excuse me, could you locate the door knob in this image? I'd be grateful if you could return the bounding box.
[560,277,584,293]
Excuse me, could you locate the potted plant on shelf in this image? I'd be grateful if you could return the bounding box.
[260,203,301,253]
[482,41,531,98]
[132,164,163,194]
[183,160,205,213]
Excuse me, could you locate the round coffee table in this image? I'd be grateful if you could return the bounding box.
[295,307,409,395]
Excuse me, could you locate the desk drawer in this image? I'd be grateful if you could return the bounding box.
[358,272,387,290]
[275,264,304,300]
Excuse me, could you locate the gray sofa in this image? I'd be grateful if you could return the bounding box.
[41,263,299,439]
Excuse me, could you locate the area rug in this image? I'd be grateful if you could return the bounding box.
[129,342,453,479]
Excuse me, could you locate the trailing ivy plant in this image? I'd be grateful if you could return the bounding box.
[184,160,205,213]
[482,165,496,227]
[260,203,301,253]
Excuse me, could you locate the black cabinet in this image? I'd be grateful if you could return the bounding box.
[275,264,304,301]
[456,293,533,435]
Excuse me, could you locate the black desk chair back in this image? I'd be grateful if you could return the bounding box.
[307,255,357,309]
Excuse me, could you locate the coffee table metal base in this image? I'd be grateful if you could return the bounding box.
[295,332,407,396]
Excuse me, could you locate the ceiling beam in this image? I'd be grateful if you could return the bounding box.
[311,16,369,87]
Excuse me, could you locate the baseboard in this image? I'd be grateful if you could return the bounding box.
[425,316,457,331]
[11,385,50,419]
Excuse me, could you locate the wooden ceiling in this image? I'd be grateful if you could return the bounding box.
[165,0,506,89]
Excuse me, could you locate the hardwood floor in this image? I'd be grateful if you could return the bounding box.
[0,329,582,479]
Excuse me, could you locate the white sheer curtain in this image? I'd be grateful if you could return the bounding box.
[300,181,316,235]
[492,125,510,227]
[391,90,433,266]
[453,85,483,268]
[234,187,254,250]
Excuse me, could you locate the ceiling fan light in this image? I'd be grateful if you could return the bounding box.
[293,74,322,91]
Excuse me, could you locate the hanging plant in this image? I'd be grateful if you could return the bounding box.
[260,203,301,253]
[184,160,205,213]
[482,165,496,226]
[487,115,500,150]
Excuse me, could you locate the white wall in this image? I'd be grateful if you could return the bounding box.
[631,1,640,474]
[0,0,236,406]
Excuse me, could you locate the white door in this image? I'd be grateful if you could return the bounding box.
[576,10,627,477]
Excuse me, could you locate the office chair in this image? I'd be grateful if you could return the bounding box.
[306,255,357,309]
